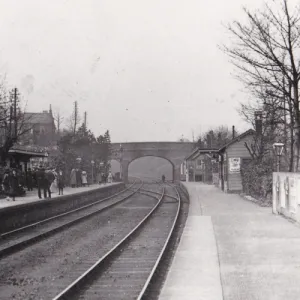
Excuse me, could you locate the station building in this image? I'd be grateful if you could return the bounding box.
[182,121,261,194]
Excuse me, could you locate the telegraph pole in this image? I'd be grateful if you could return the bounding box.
[73,101,78,134]
[13,88,18,139]
[84,111,87,132]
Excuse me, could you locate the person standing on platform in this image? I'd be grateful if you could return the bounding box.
[45,168,55,198]
[57,170,65,195]
[76,168,82,187]
[9,169,19,201]
[50,168,58,194]
[27,168,33,191]
[97,172,101,184]
[108,172,112,183]
[81,170,88,187]
[70,168,77,188]
[36,165,47,199]
[2,169,11,201]
[101,173,106,185]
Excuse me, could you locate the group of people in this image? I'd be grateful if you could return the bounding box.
[69,168,88,188]
[2,168,24,201]
[69,169,114,187]
[1,165,114,201]
[35,166,65,199]
[1,166,65,201]
[96,172,113,184]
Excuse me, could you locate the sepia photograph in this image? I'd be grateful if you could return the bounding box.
[0,0,299,299]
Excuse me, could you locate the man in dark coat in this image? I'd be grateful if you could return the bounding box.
[27,168,33,191]
[2,169,11,200]
[45,169,55,198]
[57,170,65,195]
[76,168,82,187]
[36,165,47,199]
[9,169,19,201]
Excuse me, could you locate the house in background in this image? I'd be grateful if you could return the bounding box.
[183,148,219,183]
[21,106,56,146]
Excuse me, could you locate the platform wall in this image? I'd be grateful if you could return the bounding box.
[0,183,125,233]
[272,172,300,222]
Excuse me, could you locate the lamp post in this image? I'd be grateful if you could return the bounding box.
[273,143,284,172]
[91,160,95,184]
[76,157,82,165]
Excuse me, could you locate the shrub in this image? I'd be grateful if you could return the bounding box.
[241,156,274,200]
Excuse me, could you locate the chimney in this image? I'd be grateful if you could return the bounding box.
[232,125,235,139]
[254,111,263,136]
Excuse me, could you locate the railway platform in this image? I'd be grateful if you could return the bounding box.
[0,183,117,210]
[159,182,300,300]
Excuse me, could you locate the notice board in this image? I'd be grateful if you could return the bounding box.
[229,157,241,173]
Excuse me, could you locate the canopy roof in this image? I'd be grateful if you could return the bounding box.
[185,148,219,161]
[9,144,50,158]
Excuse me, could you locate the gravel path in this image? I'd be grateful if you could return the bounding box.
[0,188,160,300]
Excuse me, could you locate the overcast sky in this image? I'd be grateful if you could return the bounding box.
[0,0,283,142]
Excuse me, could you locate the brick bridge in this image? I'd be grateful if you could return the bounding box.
[111,142,196,182]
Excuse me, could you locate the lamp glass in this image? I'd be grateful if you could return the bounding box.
[273,143,284,156]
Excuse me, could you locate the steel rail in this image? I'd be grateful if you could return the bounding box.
[52,187,165,300]
[0,180,144,259]
[139,188,178,201]
[136,184,181,300]
[1,180,138,239]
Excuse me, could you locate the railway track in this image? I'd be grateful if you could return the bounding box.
[0,182,164,300]
[52,184,180,300]
[0,179,143,259]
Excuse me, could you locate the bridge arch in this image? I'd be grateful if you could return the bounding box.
[128,155,175,182]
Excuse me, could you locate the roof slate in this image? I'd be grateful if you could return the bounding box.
[218,129,255,151]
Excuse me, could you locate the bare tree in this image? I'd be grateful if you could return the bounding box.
[197,125,235,148]
[73,101,79,135]
[0,84,33,164]
[66,101,80,134]
[222,0,300,170]
[53,109,64,135]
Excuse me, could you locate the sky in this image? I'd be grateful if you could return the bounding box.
[0,0,283,142]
